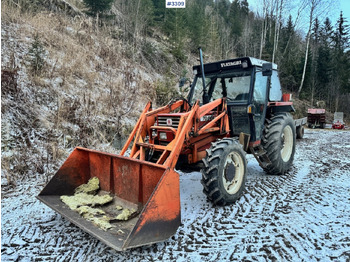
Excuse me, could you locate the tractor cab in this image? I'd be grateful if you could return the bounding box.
[188,57,283,143]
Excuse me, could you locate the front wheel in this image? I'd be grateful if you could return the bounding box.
[201,138,247,206]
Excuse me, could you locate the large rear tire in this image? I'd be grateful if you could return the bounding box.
[262,113,296,175]
[201,138,247,206]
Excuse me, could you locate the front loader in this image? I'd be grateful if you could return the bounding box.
[38,50,297,250]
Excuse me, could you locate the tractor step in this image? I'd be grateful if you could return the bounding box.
[250,145,271,169]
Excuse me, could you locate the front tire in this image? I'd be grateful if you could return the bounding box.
[262,113,296,175]
[201,138,247,206]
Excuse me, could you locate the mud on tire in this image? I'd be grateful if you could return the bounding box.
[201,138,247,206]
[262,113,296,175]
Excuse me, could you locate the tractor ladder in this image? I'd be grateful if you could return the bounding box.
[250,144,272,169]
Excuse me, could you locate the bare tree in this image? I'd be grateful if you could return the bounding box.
[272,0,284,63]
[258,0,270,59]
[281,1,305,58]
[297,0,333,97]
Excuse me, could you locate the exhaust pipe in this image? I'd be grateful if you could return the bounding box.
[198,47,209,104]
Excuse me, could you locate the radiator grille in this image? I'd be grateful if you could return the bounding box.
[157,116,181,129]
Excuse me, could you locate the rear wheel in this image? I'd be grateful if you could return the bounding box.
[262,113,296,175]
[201,138,247,206]
[296,126,304,139]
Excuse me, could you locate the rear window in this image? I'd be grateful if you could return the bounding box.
[269,70,282,101]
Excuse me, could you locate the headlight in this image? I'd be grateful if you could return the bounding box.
[159,132,167,140]
[152,130,157,138]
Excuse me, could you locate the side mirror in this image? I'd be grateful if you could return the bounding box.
[262,63,273,76]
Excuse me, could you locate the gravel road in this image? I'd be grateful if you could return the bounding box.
[2,129,350,261]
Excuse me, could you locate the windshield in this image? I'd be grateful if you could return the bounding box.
[189,70,252,104]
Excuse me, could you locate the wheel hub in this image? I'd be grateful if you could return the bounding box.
[225,163,236,182]
[222,152,244,195]
[281,125,293,162]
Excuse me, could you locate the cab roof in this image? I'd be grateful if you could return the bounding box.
[193,57,278,75]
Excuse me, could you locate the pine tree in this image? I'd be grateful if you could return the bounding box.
[309,17,320,105]
[317,17,333,103]
[83,0,114,16]
[332,12,350,111]
[279,15,301,93]
[228,0,242,38]
[334,12,350,51]
[151,0,166,23]
[186,1,208,52]
[28,34,46,75]
[163,8,188,63]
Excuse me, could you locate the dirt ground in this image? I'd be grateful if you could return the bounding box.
[1,129,350,261]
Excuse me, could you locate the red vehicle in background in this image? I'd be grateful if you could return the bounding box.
[332,112,345,129]
[307,108,326,129]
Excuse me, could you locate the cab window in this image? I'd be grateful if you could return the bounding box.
[225,75,251,102]
[210,78,223,101]
[253,71,267,103]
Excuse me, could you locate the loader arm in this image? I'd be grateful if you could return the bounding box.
[120,98,230,167]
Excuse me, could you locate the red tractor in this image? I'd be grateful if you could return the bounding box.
[38,50,300,250]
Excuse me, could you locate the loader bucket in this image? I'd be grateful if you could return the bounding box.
[37,147,181,251]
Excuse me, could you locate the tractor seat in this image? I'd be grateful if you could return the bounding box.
[235,93,249,101]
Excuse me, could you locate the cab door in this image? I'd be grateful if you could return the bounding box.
[224,74,252,137]
[251,71,268,142]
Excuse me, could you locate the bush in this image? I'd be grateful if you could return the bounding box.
[170,45,187,64]
[154,77,180,106]
[27,34,46,75]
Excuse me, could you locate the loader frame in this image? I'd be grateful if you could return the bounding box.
[120,98,231,168]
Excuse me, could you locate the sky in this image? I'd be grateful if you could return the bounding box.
[340,0,350,22]
[246,0,350,29]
